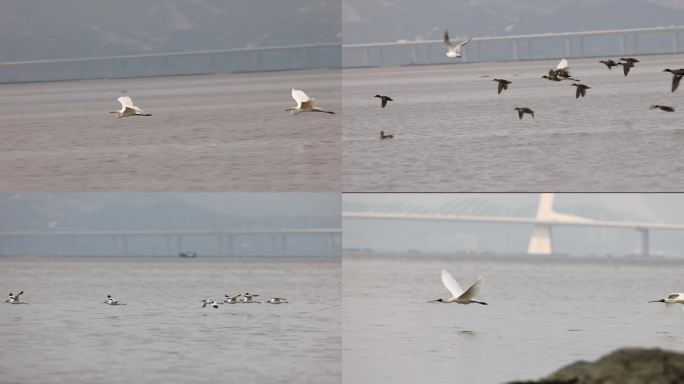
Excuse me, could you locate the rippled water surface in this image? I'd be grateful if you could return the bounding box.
[0,70,341,191]
[344,54,684,191]
[343,254,684,384]
[0,256,340,384]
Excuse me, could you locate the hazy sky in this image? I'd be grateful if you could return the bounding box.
[0,0,341,61]
[343,194,684,256]
[0,193,340,231]
[343,0,684,44]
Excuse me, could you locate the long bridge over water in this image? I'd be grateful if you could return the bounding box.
[2,26,684,83]
[343,194,684,257]
[0,229,341,257]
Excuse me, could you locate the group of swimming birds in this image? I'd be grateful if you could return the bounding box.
[429,269,684,311]
[371,30,684,139]
[201,293,288,308]
[4,291,287,307]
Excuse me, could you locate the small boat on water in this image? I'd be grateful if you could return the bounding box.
[179,252,197,258]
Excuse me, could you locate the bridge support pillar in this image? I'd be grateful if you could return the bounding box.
[121,236,129,256]
[619,34,626,55]
[165,236,172,256]
[564,37,572,57]
[528,225,552,255]
[673,32,680,53]
[175,236,183,255]
[513,41,520,61]
[218,235,225,256]
[638,228,650,257]
[227,235,234,256]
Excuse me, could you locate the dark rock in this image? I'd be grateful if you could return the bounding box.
[509,348,684,384]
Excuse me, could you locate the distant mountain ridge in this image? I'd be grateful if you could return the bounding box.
[0,0,340,61]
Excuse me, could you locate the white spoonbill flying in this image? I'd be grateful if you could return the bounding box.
[429,269,487,305]
[5,291,28,304]
[443,30,472,58]
[104,294,125,305]
[110,96,152,118]
[286,89,335,115]
[649,293,684,311]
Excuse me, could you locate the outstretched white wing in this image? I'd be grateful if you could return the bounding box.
[458,277,483,301]
[118,96,134,108]
[291,89,311,109]
[455,36,473,53]
[441,269,464,298]
[557,58,569,70]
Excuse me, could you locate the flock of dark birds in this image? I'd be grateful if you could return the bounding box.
[373,56,684,139]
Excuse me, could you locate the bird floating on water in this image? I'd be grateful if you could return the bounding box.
[286,89,335,115]
[599,59,619,70]
[109,96,151,118]
[443,30,472,59]
[664,69,684,93]
[5,291,28,304]
[493,79,512,94]
[429,269,487,305]
[650,105,676,112]
[374,94,393,108]
[649,293,684,311]
[380,130,394,139]
[514,107,535,120]
[104,294,125,305]
[572,83,591,98]
[266,297,288,304]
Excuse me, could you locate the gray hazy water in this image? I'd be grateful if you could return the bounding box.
[0,69,340,191]
[0,256,340,384]
[344,54,684,191]
[343,254,684,384]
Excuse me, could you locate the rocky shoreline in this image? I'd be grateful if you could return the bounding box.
[509,348,684,384]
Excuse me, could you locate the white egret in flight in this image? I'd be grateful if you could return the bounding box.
[286,89,335,115]
[110,96,152,118]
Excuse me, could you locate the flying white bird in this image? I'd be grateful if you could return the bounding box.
[649,293,684,311]
[266,297,288,304]
[429,269,487,305]
[241,293,261,303]
[109,96,152,118]
[224,294,242,304]
[202,299,219,309]
[443,30,472,58]
[286,89,335,115]
[104,294,125,305]
[5,291,28,304]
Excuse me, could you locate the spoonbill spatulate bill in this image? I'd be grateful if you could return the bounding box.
[650,293,684,311]
[430,269,487,305]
